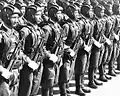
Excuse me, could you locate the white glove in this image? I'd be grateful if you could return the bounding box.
[106,38,112,45]
[68,48,75,57]
[28,60,39,71]
[84,45,91,52]
[1,68,13,80]
[49,54,58,63]
[93,38,102,48]
[115,34,119,41]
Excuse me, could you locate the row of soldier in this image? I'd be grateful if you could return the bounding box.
[0,0,120,96]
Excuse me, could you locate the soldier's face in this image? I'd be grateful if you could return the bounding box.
[10,14,19,27]
[89,9,94,18]
[74,10,80,19]
[35,11,43,24]
[100,10,104,17]
[109,5,113,15]
[56,11,63,21]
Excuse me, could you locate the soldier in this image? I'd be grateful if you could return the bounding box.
[47,5,70,96]
[17,3,46,96]
[0,4,23,96]
[58,3,80,96]
[110,3,120,74]
[93,5,112,82]
[58,4,81,96]
[40,3,64,96]
[104,2,117,77]
[115,4,120,71]
[72,1,93,96]
[80,3,102,90]
[14,0,27,25]
[21,4,46,96]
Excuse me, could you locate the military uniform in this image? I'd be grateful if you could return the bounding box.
[0,4,22,96]
[58,4,79,96]
[103,2,117,77]
[109,3,120,74]
[116,9,120,71]
[71,2,93,96]
[40,4,64,96]
[17,4,45,96]
[95,7,112,82]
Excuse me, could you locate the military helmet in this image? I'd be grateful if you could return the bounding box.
[81,4,93,18]
[112,3,120,15]
[94,5,105,18]
[74,1,83,8]
[82,0,91,5]
[35,0,47,7]
[14,2,27,16]
[1,4,22,17]
[90,0,99,8]
[104,3,113,16]
[65,4,78,20]
[1,4,22,26]
[14,2,26,10]
[24,4,43,24]
[48,4,63,21]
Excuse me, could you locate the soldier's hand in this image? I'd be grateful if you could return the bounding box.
[49,54,58,63]
[106,38,112,46]
[0,67,14,80]
[68,48,75,57]
[28,60,39,71]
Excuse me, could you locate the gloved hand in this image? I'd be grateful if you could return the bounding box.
[93,38,102,48]
[49,54,58,63]
[0,66,13,80]
[114,34,119,41]
[27,59,39,71]
[106,38,112,45]
[84,44,91,52]
[68,48,75,57]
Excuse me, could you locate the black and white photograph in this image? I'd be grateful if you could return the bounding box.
[0,0,120,96]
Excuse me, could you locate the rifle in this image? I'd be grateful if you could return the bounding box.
[31,37,46,64]
[6,38,24,71]
[84,20,95,72]
[53,26,65,85]
[84,20,94,53]
[69,28,82,81]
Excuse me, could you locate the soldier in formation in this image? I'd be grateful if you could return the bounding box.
[0,0,120,96]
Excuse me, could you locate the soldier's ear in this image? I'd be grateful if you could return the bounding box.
[32,14,35,19]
